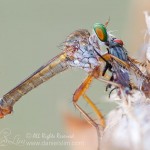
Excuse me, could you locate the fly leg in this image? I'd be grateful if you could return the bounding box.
[102,62,112,76]
[73,68,105,127]
[106,75,114,91]
[99,53,130,68]
[102,61,113,91]
[98,76,129,104]
[73,67,105,150]
[73,97,102,150]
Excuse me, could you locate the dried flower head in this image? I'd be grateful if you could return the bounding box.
[99,11,150,150]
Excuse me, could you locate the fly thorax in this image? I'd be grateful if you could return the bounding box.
[64,29,102,72]
[66,44,100,72]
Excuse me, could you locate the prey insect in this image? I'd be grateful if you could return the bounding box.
[93,22,150,96]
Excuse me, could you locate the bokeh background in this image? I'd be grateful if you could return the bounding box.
[0,0,149,150]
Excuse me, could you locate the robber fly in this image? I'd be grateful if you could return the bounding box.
[0,22,149,150]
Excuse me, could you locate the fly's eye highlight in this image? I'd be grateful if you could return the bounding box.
[93,23,108,42]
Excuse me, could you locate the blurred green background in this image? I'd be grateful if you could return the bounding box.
[0,0,131,149]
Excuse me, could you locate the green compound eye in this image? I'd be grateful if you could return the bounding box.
[93,23,108,42]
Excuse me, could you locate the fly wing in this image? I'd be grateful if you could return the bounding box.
[111,61,131,92]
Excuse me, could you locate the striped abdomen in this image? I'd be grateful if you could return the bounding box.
[0,53,68,117]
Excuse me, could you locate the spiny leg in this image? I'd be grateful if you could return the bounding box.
[73,68,105,150]
[101,54,150,83]
[99,53,130,68]
[73,75,105,127]
[73,102,101,150]
[73,69,105,128]
[83,94,105,127]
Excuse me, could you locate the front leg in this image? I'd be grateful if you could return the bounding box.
[99,53,130,68]
[73,67,105,128]
[73,68,105,150]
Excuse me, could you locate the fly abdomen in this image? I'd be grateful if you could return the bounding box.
[0,53,68,118]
